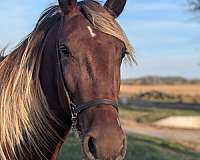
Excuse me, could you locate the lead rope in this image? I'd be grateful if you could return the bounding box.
[56,14,82,138]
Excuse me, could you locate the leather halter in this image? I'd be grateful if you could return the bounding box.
[56,15,118,134]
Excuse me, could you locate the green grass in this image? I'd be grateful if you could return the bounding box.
[58,134,200,160]
[131,92,200,104]
[57,106,200,159]
[119,106,200,123]
[58,134,82,160]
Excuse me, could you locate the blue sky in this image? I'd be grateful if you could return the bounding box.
[0,0,200,79]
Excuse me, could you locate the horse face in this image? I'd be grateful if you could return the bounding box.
[59,0,128,159]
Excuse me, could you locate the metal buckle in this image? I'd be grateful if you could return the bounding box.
[70,102,80,136]
[70,102,77,118]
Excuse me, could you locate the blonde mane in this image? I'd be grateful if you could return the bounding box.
[0,6,62,160]
[0,1,134,159]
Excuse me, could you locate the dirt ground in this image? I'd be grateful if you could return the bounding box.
[122,119,200,152]
[154,116,200,129]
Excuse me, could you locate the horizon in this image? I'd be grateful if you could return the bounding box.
[121,75,200,80]
[0,0,200,79]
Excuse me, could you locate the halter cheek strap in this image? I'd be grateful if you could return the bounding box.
[56,15,119,136]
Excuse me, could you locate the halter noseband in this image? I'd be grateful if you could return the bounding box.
[56,15,118,135]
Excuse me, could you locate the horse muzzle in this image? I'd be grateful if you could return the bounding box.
[82,131,127,160]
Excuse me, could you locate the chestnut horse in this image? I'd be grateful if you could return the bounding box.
[0,0,134,159]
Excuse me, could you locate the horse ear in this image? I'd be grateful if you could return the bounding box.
[104,0,127,18]
[58,0,77,14]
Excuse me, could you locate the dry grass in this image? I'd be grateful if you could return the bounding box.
[120,84,200,96]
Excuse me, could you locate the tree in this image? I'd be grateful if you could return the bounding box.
[190,0,200,11]
[189,1,200,67]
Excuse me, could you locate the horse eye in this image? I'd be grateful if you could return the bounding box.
[121,51,126,60]
[121,48,127,60]
[59,44,70,56]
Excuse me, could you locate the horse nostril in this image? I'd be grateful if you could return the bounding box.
[88,137,97,159]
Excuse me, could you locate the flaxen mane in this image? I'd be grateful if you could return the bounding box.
[0,1,133,159]
[0,6,62,160]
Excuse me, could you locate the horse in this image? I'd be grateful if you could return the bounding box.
[0,0,134,159]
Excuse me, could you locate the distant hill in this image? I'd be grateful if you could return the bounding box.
[122,76,200,85]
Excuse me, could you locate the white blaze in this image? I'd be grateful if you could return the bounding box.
[87,26,96,38]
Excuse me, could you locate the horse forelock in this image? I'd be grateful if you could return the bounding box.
[81,0,135,63]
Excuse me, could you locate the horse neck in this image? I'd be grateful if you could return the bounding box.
[38,24,72,158]
[40,24,72,127]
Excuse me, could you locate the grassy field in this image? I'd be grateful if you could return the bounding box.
[57,106,200,160]
[58,134,200,160]
[120,85,200,96]
[120,84,200,104]
[119,106,200,123]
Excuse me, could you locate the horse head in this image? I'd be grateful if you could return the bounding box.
[57,0,132,159]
